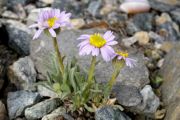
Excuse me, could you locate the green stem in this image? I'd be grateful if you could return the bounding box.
[53,37,64,75]
[107,60,125,95]
[87,56,96,84]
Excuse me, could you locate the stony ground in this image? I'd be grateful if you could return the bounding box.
[0,0,180,120]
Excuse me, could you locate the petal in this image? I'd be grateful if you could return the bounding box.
[49,28,56,37]
[92,48,100,56]
[33,29,43,40]
[100,47,111,62]
[78,40,89,49]
[106,40,118,46]
[79,44,93,56]
[77,35,90,40]
[29,24,39,28]
[117,56,123,60]
[52,23,60,29]
[103,31,115,42]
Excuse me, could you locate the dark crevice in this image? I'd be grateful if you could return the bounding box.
[0,24,9,46]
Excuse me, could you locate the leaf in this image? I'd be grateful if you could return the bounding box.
[84,104,95,112]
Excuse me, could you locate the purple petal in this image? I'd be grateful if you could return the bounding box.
[79,44,94,56]
[78,40,89,49]
[117,56,123,60]
[49,28,56,37]
[52,23,60,29]
[106,40,118,46]
[29,24,39,28]
[103,31,115,42]
[33,29,43,40]
[92,48,100,56]
[77,34,90,40]
[100,47,111,62]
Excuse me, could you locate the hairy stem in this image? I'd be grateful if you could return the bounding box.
[53,37,64,75]
[87,56,96,84]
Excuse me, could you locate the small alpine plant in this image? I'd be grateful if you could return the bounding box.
[30,8,136,112]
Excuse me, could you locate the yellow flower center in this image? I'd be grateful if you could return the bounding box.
[116,51,129,58]
[47,17,58,28]
[89,33,106,48]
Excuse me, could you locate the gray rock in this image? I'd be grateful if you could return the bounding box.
[95,106,131,120]
[129,85,160,115]
[30,29,149,89]
[42,107,74,120]
[122,37,138,47]
[0,0,5,13]
[52,0,87,17]
[25,98,62,120]
[156,22,180,41]
[87,0,102,16]
[164,99,180,120]
[8,56,37,90]
[0,101,7,120]
[7,90,41,120]
[148,31,164,43]
[149,0,175,12]
[37,85,58,98]
[113,85,142,107]
[2,19,31,55]
[170,8,180,25]
[132,13,154,31]
[160,43,180,105]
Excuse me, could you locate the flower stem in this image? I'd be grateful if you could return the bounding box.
[106,60,124,96]
[53,37,64,75]
[87,56,96,84]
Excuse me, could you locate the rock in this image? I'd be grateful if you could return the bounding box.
[160,42,174,53]
[155,13,172,25]
[134,31,150,45]
[170,8,180,25]
[25,98,62,120]
[107,12,128,23]
[0,101,7,120]
[42,107,74,120]
[0,79,4,90]
[87,0,102,16]
[52,0,87,17]
[155,0,180,5]
[156,22,180,41]
[40,0,54,4]
[129,85,160,115]
[30,29,150,89]
[100,4,116,15]
[148,31,164,43]
[160,43,180,105]
[7,90,41,120]
[37,85,58,98]
[149,0,175,12]
[2,11,19,20]
[0,0,5,13]
[1,19,31,55]
[95,106,131,120]
[71,18,85,29]
[164,99,180,120]
[131,13,154,32]
[122,37,138,47]
[113,85,142,107]
[8,56,37,90]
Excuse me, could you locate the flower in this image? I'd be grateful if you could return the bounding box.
[77,31,118,62]
[29,9,71,39]
[120,0,150,14]
[115,51,136,68]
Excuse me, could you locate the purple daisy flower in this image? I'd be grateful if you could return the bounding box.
[29,9,71,39]
[115,51,136,68]
[77,31,118,62]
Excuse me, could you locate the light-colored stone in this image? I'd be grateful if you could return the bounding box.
[71,18,85,29]
[134,31,150,45]
[37,85,58,98]
[155,13,172,25]
[8,56,37,90]
[122,37,138,47]
[40,0,54,4]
